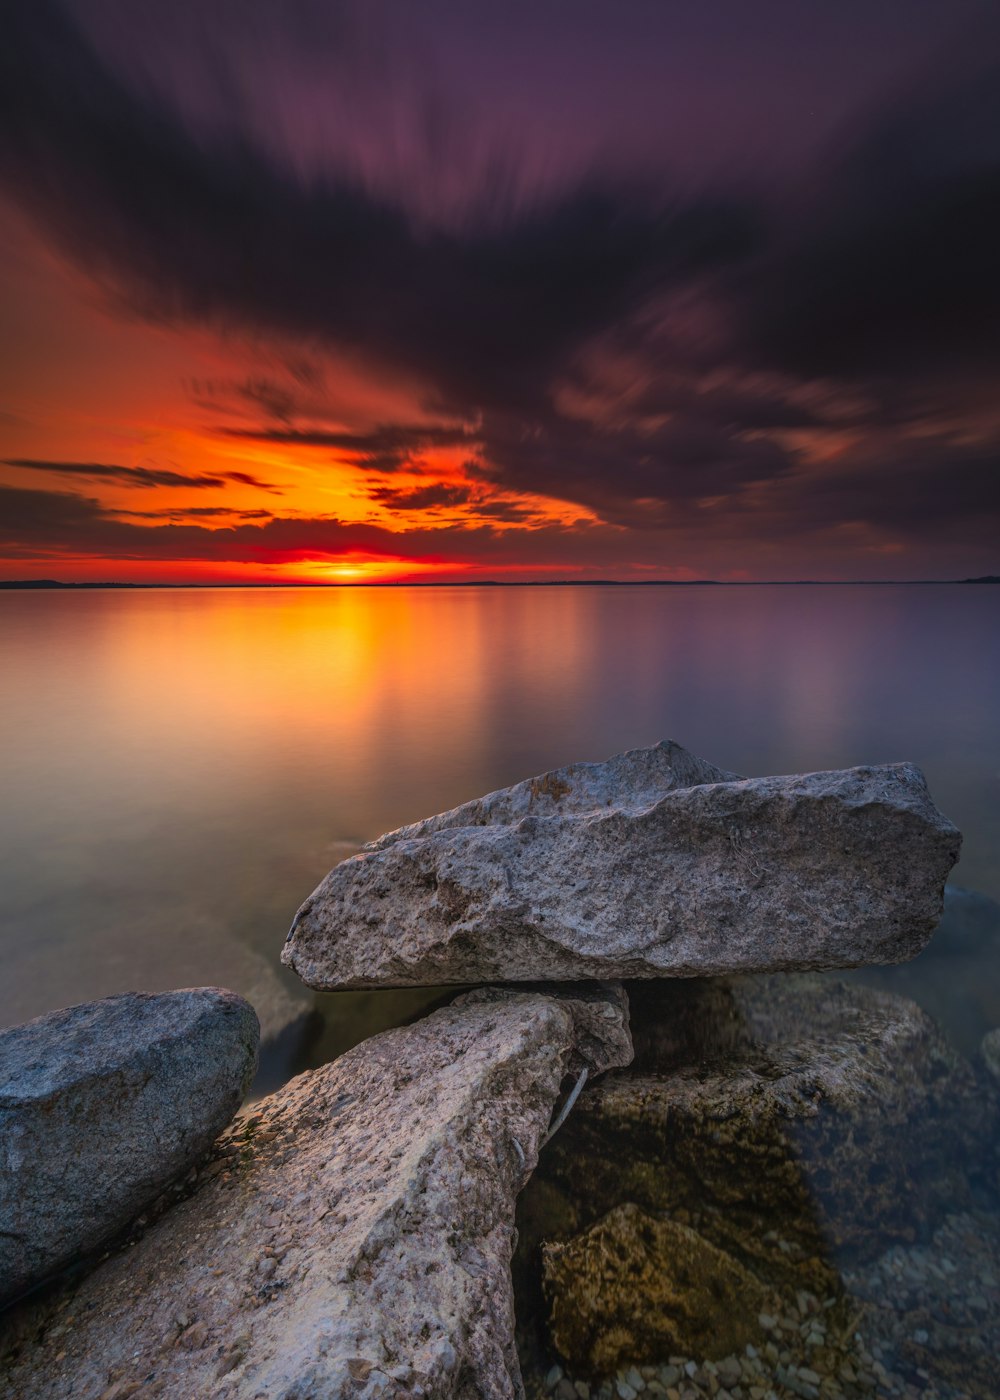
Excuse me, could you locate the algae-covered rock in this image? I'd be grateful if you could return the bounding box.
[542,1203,772,1374]
[980,1026,1000,1085]
[527,977,994,1294]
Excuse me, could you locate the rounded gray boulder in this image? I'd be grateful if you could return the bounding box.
[0,988,259,1306]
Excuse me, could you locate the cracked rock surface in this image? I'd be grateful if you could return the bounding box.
[284,741,960,988]
[0,986,631,1400]
[0,988,258,1307]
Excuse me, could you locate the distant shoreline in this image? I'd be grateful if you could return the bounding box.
[0,577,997,591]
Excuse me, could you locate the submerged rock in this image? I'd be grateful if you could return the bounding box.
[0,988,258,1307]
[283,741,960,989]
[847,884,1000,1056]
[543,1203,772,1374]
[524,977,994,1301]
[0,986,631,1400]
[981,1026,1000,1084]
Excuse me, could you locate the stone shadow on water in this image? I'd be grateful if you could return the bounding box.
[513,972,1000,1397]
[251,986,464,1097]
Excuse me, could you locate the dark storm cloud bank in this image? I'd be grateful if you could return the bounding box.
[1,0,999,556]
[788,440,1000,535]
[743,52,1000,381]
[473,414,796,529]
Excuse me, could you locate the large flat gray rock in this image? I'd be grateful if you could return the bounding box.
[0,988,258,1307]
[0,986,631,1400]
[283,741,960,988]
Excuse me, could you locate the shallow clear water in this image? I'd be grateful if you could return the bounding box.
[2,584,999,1393]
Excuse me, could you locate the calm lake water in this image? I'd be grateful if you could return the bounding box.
[2,584,999,1392]
[1,584,998,1056]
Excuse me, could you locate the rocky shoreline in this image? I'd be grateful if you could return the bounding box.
[1,742,997,1398]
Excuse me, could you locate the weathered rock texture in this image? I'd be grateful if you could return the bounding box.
[0,988,258,1307]
[0,986,631,1400]
[543,1203,772,1374]
[283,741,960,988]
[520,977,995,1311]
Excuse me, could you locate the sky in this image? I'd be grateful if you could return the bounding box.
[1,0,998,583]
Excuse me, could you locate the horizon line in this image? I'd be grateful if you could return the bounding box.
[1,577,998,590]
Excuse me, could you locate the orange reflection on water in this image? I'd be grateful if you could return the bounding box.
[2,584,998,1039]
[0,586,599,844]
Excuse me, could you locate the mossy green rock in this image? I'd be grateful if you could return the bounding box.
[543,1203,771,1373]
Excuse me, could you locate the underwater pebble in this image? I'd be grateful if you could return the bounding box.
[526,1208,1000,1400]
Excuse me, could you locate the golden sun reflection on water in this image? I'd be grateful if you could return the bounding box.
[0,583,997,1043]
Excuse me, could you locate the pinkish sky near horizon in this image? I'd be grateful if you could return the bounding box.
[1,0,998,583]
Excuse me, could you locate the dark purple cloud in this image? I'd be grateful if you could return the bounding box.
[0,482,602,570]
[368,483,475,512]
[0,0,998,572]
[0,0,758,419]
[472,413,796,529]
[119,506,276,521]
[739,47,1000,380]
[221,424,476,473]
[5,459,228,489]
[4,458,281,493]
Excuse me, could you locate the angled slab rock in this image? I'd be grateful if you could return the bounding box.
[0,986,632,1400]
[0,988,258,1307]
[283,741,960,988]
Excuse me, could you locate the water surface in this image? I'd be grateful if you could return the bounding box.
[3,583,999,1393]
[1,584,998,1058]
